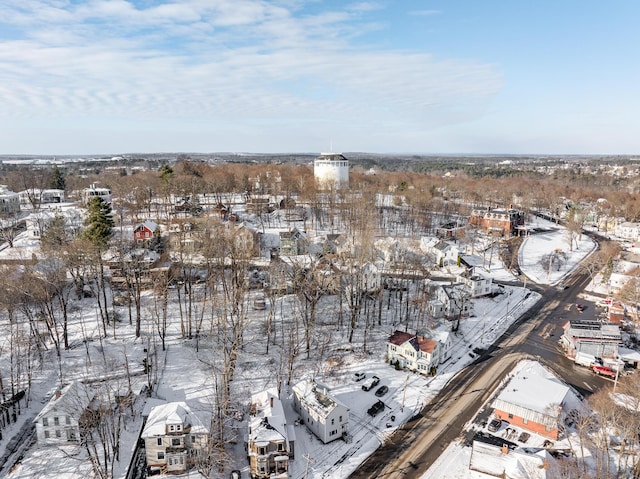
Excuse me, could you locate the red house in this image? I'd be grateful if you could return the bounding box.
[133,220,159,242]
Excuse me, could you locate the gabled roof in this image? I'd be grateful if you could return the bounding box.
[135,220,158,232]
[389,330,437,353]
[388,330,414,346]
[141,401,208,438]
[34,382,91,423]
[249,388,293,448]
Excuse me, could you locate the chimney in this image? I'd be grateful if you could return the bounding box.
[270,396,274,408]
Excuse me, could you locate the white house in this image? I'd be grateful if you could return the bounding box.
[247,388,295,479]
[387,330,441,374]
[420,237,459,267]
[615,221,640,241]
[456,268,493,297]
[82,183,112,205]
[141,402,210,475]
[19,188,66,207]
[34,382,92,445]
[428,283,472,319]
[0,185,20,215]
[292,379,349,444]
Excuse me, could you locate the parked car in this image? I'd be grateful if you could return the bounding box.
[362,375,380,391]
[518,431,531,443]
[487,419,502,432]
[576,303,584,312]
[556,283,568,291]
[367,400,385,417]
[592,365,617,378]
[230,471,241,479]
[353,372,366,382]
[374,385,389,397]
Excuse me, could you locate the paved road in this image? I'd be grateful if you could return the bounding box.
[351,264,610,478]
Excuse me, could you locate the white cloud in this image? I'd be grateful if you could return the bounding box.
[0,0,502,153]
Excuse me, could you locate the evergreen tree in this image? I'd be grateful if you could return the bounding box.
[50,165,66,191]
[83,197,114,247]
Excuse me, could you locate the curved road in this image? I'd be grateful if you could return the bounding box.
[351,256,610,478]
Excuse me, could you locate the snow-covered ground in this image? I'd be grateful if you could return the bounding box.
[422,219,598,479]
[0,214,597,479]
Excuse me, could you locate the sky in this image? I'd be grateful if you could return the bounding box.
[0,0,639,155]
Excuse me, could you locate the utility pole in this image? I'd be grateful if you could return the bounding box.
[401,371,409,412]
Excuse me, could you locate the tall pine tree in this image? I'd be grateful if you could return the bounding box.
[83,196,114,247]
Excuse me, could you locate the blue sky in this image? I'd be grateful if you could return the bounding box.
[0,0,638,155]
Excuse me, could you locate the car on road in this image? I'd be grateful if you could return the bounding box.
[367,400,385,417]
[375,385,389,397]
[353,372,366,382]
[362,375,380,391]
[556,283,568,291]
[487,418,502,432]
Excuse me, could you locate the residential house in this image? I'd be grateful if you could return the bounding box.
[247,389,295,479]
[141,401,209,475]
[292,379,349,444]
[34,382,92,445]
[421,238,459,267]
[560,320,621,360]
[134,220,159,242]
[0,185,20,215]
[491,366,569,440]
[19,188,66,207]
[428,283,472,319]
[82,183,112,205]
[387,330,440,374]
[435,221,467,239]
[456,268,493,297]
[469,206,525,236]
[469,440,555,478]
[615,221,640,241]
[279,228,307,256]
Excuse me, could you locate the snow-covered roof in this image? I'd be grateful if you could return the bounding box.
[470,441,553,479]
[292,379,348,419]
[492,364,569,426]
[34,382,91,423]
[248,388,293,448]
[141,401,208,438]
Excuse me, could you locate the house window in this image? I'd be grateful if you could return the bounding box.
[176,424,181,431]
[191,435,196,444]
[43,418,49,427]
[44,431,50,439]
[331,418,335,425]
[171,437,181,447]
[54,417,60,426]
[523,418,528,424]
[508,414,513,419]
[169,425,175,432]
[339,416,343,422]
[157,452,165,460]
[278,443,284,451]
[67,430,77,441]
[55,430,61,438]
[259,447,266,455]
[65,416,71,425]
[157,437,163,446]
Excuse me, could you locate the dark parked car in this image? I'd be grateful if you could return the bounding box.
[374,385,389,397]
[367,400,385,417]
[488,419,502,432]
